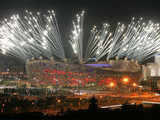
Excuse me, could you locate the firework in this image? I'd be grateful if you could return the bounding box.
[0,10,65,60]
[85,23,113,61]
[71,14,160,62]
[107,18,160,61]
[1,10,160,63]
[69,11,85,63]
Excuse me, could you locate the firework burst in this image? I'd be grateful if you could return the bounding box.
[0,10,65,60]
[69,11,85,63]
[0,10,160,63]
[70,14,160,63]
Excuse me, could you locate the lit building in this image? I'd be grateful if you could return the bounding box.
[25,58,142,91]
[143,54,160,78]
[142,54,160,91]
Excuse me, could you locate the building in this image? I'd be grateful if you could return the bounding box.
[25,58,142,91]
[143,54,160,78]
[142,54,160,91]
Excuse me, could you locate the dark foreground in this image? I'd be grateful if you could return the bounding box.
[0,103,160,120]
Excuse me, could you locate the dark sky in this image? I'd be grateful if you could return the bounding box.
[0,0,159,70]
[0,0,160,38]
[0,0,159,34]
[0,0,160,22]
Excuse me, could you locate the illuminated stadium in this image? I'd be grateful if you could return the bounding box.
[25,58,142,92]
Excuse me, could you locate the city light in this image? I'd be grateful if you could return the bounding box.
[122,77,129,84]
[109,82,115,87]
[133,83,137,87]
[57,99,61,103]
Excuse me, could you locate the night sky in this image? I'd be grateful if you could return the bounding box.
[0,0,159,71]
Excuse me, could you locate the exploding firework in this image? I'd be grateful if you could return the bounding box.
[0,10,160,63]
[107,17,160,62]
[0,10,65,60]
[85,23,112,61]
[70,14,160,62]
[69,10,85,63]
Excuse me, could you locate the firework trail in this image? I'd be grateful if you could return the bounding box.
[0,10,65,60]
[69,11,85,63]
[83,17,160,62]
[85,23,113,61]
[0,10,160,63]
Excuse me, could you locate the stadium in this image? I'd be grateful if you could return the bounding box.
[25,57,142,93]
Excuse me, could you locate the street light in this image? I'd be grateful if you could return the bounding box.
[109,82,115,88]
[122,77,129,84]
[122,77,130,93]
[132,82,137,92]
[57,99,61,103]
[132,82,137,87]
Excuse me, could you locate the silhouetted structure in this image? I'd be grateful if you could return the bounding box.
[88,96,98,110]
